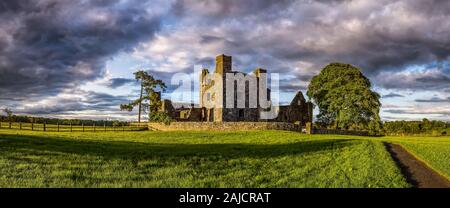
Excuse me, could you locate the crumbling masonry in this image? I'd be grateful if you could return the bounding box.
[158,54,313,128]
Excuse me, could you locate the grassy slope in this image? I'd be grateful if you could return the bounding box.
[0,129,443,188]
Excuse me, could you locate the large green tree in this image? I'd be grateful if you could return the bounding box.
[307,63,382,132]
[120,70,167,123]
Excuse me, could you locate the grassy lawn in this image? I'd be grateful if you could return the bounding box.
[0,129,447,188]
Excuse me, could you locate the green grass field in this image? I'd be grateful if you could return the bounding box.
[0,129,448,188]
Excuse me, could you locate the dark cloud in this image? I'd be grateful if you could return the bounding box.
[16,90,131,115]
[172,0,294,20]
[374,62,450,91]
[416,74,450,84]
[0,0,163,100]
[383,93,405,98]
[384,109,450,116]
[107,78,136,89]
[200,35,226,44]
[415,97,450,103]
[84,91,129,107]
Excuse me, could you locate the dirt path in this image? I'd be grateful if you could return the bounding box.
[384,143,450,188]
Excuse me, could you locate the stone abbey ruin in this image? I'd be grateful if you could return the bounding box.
[152,54,314,131]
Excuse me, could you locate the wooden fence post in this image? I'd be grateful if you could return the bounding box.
[93,123,96,132]
[57,123,60,132]
[43,122,46,132]
[82,123,85,132]
[9,122,12,129]
[31,122,34,131]
[122,124,125,132]
[20,122,22,130]
[104,123,106,132]
[0,121,2,129]
[70,122,73,132]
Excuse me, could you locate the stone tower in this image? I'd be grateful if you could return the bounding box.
[199,68,209,108]
[215,54,232,75]
[198,55,232,122]
[214,55,232,121]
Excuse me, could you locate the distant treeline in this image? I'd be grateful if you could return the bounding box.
[314,119,449,136]
[0,115,128,126]
[383,119,449,136]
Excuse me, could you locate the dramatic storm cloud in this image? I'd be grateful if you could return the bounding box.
[1,0,449,120]
[0,0,166,99]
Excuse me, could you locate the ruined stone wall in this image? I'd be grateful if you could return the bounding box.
[148,122,301,132]
[175,108,206,122]
[222,108,259,122]
[162,54,314,125]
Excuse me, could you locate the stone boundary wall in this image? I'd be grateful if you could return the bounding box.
[313,128,369,136]
[147,122,369,136]
[148,122,301,132]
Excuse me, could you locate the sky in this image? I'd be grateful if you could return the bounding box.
[0,0,449,121]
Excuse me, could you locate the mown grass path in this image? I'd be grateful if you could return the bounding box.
[0,129,447,188]
[379,136,450,180]
[384,143,449,188]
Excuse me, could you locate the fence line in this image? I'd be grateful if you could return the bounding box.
[0,122,148,132]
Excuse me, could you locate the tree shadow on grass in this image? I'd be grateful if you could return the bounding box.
[0,134,355,160]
